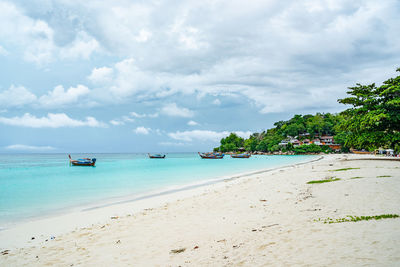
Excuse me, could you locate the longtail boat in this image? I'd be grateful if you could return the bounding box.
[148,153,166,159]
[350,149,372,155]
[68,154,96,166]
[198,152,224,159]
[231,153,251,158]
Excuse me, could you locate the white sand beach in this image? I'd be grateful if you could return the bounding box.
[1,154,399,266]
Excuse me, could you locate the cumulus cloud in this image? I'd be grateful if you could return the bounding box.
[110,119,124,126]
[212,99,221,105]
[130,112,146,118]
[168,130,252,142]
[161,103,194,117]
[0,113,107,128]
[187,120,198,126]
[59,31,100,60]
[135,29,152,42]
[88,67,114,84]
[5,144,55,151]
[130,112,159,118]
[133,126,151,134]
[0,84,92,109]
[109,111,159,126]
[77,0,400,113]
[3,0,400,115]
[38,85,90,108]
[0,1,99,65]
[0,85,37,107]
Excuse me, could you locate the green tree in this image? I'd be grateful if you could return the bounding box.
[255,139,268,152]
[338,68,400,151]
[244,138,258,152]
[218,133,245,152]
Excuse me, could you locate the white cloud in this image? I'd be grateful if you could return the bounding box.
[0,2,54,64]
[38,85,90,108]
[148,113,159,118]
[169,18,209,50]
[187,120,198,126]
[5,144,55,151]
[130,112,146,118]
[135,29,152,42]
[110,112,153,126]
[0,85,37,107]
[1,0,400,115]
[0,113,107,128]
[110,119,124,126]
[129,112,159,118]
[59,31,100,60]
[212,98,221,105]
[0,2,100,65]
[168,130,252,142]
[161,103,194,118]
[0,84,92,109]
[121,116,134,122]
[88,67,114,84]
[134,126,151,135]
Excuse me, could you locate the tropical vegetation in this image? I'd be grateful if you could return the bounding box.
[213,113,343,153]
[214,68,400,154]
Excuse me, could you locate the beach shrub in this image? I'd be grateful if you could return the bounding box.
[332,167,360,171]
[307,178,340,184]
[316,214,399,224]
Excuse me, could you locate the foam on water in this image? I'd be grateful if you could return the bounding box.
[0,153,316,226]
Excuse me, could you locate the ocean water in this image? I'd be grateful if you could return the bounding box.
[0,153,315,227]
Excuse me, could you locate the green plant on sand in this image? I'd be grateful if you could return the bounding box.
[377,175,392,178]
[331,167,360,171]
[350,176,364,179]
[307,178,341,184]
[315,214,399,224]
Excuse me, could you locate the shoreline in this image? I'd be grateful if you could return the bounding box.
[0,154,320,248]
[1,153,399,266]
[0,154,315,230]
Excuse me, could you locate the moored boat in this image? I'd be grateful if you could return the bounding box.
[68,155,96,166]
[231,153,251,158]
[198,152,224,159]
[148,153,166,159]
[350,149,372,155]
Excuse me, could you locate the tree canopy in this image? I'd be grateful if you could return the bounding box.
[338,68,400,151]
[214,113,342,153]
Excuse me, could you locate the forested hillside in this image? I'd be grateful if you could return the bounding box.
[214,68,400,154]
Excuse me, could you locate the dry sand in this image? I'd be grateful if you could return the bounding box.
[1,154,399,266]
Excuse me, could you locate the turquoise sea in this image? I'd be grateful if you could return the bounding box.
[0,153,315,227]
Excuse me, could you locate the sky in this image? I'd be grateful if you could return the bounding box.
[0,0,399,153]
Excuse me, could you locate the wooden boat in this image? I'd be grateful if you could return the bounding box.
[68,155,96,166]
[231,153,251,158]
[198,152,224,159]
[148,153,166,159]
[350,149,372,155]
